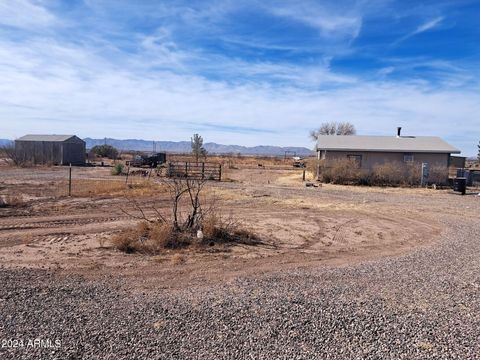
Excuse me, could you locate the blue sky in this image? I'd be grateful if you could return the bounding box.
[0,0,479,155]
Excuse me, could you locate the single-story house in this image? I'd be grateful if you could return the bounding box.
[15,134,86,165]
[316,128,461,172]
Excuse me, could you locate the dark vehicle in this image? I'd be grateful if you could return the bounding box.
[127,152,166,168]
[292,156,306,168]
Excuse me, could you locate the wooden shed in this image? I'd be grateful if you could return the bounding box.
[15,135,86,165]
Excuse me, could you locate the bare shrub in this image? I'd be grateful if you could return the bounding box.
[111,222,190,254]
[1,193,25,207]
[114,176,266,255]
[319,160,425,187]
[428,165,448,185]
[202,213,218,239]
[371,162,408,186]
[111,222,149,254]
[200,213,261,246]
[370,162,421,186]
[320,159,364,184]
[0,144,27,166]
[305,158,320,179]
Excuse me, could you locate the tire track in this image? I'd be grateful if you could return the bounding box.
[0,215,130,231]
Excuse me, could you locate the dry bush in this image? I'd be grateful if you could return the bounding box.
[428,165,448,185]
[202,213,218,239]
[111,222,189,254]
[372,162,403,186]
[0,193,25,207]
[370,162,421,186]
[305,158,320,178]
[113,214,263,255]
[201,213,261,246]
[171,253,185,265]
[320,159,366,185]
[111,222,149,253]
[319,160,425,187]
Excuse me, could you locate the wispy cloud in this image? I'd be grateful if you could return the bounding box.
[268,1,363,40]
[0,1,479,155]
[0,0,56,29]
[394,16,444,45]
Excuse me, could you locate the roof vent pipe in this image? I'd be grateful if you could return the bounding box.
[397,127,402,138]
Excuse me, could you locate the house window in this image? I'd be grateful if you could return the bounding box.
[347,155,362,167]
[403,153,414,163]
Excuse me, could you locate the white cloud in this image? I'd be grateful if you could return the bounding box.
[0,37,479,155]
[394,16,444,44]
[0,2,478,156]
[0,0,56,29]
[267,1,363,40]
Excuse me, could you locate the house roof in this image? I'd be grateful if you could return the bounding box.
[16,135,84,143]
[316,135,461,154]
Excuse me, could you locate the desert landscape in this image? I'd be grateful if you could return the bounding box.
[1,159,479,359]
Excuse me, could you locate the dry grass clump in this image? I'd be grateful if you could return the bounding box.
[0,193,25,208]
[200,214,261,246]
[70,179,167,198]
[111,222,189,254]
[170,253,185,265]
[112,215,262,255]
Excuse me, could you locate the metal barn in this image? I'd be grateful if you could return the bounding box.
[15,135,86,165]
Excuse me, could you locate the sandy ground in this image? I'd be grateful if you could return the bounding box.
[1,164,479,359]
[0,164,463,288]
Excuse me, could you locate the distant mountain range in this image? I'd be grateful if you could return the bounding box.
[0,139,13,146]
[84,138,313,156]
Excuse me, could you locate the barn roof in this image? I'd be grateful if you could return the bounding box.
[16,135,84,143]
[316,135,460,154]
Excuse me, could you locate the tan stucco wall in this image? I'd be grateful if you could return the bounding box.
[322,151,450,170]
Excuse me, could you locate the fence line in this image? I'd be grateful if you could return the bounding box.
[167,162,222,181]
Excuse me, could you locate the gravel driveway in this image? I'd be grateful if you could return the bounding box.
[1,198,479,359]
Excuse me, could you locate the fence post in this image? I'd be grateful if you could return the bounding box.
[218,164,222,181]
[302,169,306,181]
[125,164,130,185]
[202,162,205,180]
[185,162,188,178]
[68,163,72,196]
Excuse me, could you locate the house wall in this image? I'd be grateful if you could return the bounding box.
[322,150,450,170]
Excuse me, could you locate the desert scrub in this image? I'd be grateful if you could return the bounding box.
[111,163,125,175]
[0,193,25,208]
[112,217,264,255]
[111,222,189,254]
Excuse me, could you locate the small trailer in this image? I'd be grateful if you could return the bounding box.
[127,152,166,168]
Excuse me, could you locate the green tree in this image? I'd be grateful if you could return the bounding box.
[191,134,207,163]
[90,144,119,159]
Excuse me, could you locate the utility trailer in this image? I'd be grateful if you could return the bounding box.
[127,152,167,168]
